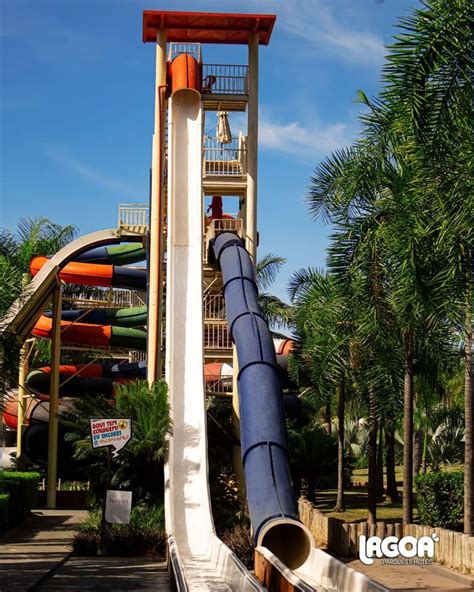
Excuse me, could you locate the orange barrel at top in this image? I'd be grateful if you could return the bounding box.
[170,53,201,95]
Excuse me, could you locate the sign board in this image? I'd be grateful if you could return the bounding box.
[105,490,132,524]
[90,418,131,457]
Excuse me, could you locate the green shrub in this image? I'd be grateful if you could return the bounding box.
[415,471,464,530]
[0,494,9,533]
[104,526,166,557]
[73,505,166,558]
[0,471,40,525]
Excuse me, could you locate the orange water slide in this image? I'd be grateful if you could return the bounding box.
[32,315,111,347]
[30,256,113,287]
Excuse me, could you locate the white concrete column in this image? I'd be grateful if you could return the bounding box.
[232,346,245,496]
[47,285,62,509]
[147,29,167,384]
[246,34,259,264]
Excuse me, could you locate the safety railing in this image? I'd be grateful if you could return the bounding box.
[168,42,201,62]
[204,292,226,321]
[202,64,249,95]
[204,321,232,351]
[203,136,247,177]
[63,289,146,310]
[205,217,244,262]
[206,375,232,396]
[118,204,149,229]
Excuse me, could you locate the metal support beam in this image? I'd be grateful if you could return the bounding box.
[147,29,167,385]
[47,286,62,509]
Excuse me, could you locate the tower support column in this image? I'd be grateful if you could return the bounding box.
[246,33,259,264]
[147,29,167,384]
[47,285,62,509]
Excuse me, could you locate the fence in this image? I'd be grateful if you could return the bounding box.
[298,498,474,575]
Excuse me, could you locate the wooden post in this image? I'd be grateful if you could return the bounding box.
[47,285,62,509]
[16,342,29,469]
[246,33,259,264]
[147,29,167,385]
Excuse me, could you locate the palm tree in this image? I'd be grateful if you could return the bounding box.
[63,380,171,504]
[289,268,351,512]
[382,0,472,533]
[256,253,291,328]
[0,218,78,399]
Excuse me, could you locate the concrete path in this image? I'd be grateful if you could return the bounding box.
[0,509,170,592]
[0,509,86,592]
[37,557,170,591]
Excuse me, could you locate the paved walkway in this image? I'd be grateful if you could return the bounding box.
[37,556,170,591]
[0,509,170,592]
[0,509,86,592]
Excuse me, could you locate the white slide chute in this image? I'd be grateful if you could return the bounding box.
[164,89,264,591]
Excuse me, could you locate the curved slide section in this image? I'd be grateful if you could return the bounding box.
[30,256,146,290]
[165,87,263,590]
[213,232,313,570]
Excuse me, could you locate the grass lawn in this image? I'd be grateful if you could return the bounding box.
[312,487,414,523]
[312,464,464,523]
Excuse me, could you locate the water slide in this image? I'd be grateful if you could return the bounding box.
[163,85,264,590]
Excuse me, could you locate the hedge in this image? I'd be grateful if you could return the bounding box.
[0,494,9,533]
[415,471,464,530]
[0,471,40,526]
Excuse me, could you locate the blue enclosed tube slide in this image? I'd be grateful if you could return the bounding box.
[213,232,313,569]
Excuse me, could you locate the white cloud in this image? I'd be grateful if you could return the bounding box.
[44,143,140,196]
[279,0,385,66]
[259,114,355,160]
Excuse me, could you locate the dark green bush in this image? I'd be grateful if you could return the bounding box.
[0,471,40,525]
[72,528,100,556]
[104,526,166,557]
[0,494,9,533]
[73,505,166,558]
[415,471,464,530]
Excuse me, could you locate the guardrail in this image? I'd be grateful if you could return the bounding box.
[118,204,149,229]
[202,64,248,95]
[168,42,201,62]
[203,136,246,177]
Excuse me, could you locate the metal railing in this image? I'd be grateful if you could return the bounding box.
[204,321,232,351]
[204,292,226,321]
[206,376,232,396]
[202,64,248,95]
[64,289,146,310]
[168,42,201,62]
[203,136,247,177]
[118,204,149,228]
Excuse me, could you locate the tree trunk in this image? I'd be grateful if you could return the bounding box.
[413,429,422,478]
[334,377,346,512]
[367,390,378,524]
[325,401,332,434]
[464,304,473,535]
[385,426,399,502]
[421,432,428,474]
[403,331,414,525]
[376,422,384,499]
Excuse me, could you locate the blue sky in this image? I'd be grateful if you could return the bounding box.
[0,0,420,299]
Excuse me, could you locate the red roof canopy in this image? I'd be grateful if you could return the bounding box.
[142,11,276,45]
